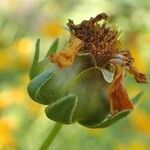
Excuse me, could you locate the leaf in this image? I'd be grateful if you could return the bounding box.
[45,94,78,124]
[45,38,59,58]
[30,58,52,77]
[27,69,54,105]
[132,91,144,104]
[97,110,131,128]
[29,39,40,80]
[80,109,131,128]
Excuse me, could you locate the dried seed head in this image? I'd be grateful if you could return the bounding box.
[67,13,120,66]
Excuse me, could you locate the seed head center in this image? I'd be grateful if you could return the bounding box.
[67,13,120,66]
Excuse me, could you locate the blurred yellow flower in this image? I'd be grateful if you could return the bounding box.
[0,85,42,116]
[0,118,15,149]
[16,38,33,57]
[40,21,63,38]
[0,87,26,109]
[0,90,12,109]
[131,109,150,134]
[127,33,147,72]
[0,37,33,71]
[129,141,149,150]
[115,141,149,150]
[130,48,146,72]
[0,51,11,70]
[15,38,34,69]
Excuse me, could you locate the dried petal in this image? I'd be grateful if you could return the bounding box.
[108,63,133,114]
[49,35,83,68]
[129,66,149,83]
[119,50,148,83]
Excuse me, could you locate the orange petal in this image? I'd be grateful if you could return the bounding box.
[49,35,83,68]
[108,63,133,114]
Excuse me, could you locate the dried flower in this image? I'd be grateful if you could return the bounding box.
[28,13,148,128]
[50,13,148,115]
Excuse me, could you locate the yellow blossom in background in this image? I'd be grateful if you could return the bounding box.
[16,38,33,58]
[0,118,15,149]
[0,51,11,70]
[0,38,33,71]
[127,33,147,73]
[114,141,149,150]
[131,109,150,134]
[0,85,42,116]
[0,73,42,114]
[130,48,146,72]
[15,38,34,69]
[40,21,63,38]
[0,87,25,109]
[0,89,15,109]
[128,141,149,150]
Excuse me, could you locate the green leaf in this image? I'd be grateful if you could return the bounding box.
[29,39,40,80]
[132,91,144,104]
[30,58,51,77]
[45,38,59,57]
[45,94,78,124]
[28,69,54,105]
[97,110,131,128]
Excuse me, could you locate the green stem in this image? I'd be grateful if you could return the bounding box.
[39,123,62,150]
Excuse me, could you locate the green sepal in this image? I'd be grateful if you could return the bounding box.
[45,94,78,124]
[83,91,144,128]
[27,69,54,105]
[95,110,131,128]
[69,67,109,126]
[32,58,51,76]
[29,39,40,80]
[132,91,144,104]
[45,38,58,57]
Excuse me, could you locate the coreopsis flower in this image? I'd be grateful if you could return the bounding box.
[28,13,148,128]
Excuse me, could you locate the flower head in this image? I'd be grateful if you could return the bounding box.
[50,13,148,115]
[28,13,148,128]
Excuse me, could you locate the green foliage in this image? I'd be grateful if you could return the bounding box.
[45,38,59,57]
[29,39,40,80]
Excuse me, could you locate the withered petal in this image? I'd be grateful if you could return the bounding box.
[108,63,133,115]
[129,65,149,83]
[119,50,148,83]
[49,35,83,68]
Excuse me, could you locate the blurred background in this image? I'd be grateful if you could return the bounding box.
[0,0,150,149]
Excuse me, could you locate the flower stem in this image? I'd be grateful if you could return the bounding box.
[40,123,62,150]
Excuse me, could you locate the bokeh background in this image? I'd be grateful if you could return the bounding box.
[0,0,150,150]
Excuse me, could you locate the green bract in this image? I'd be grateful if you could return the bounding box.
[27,39,143,128]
